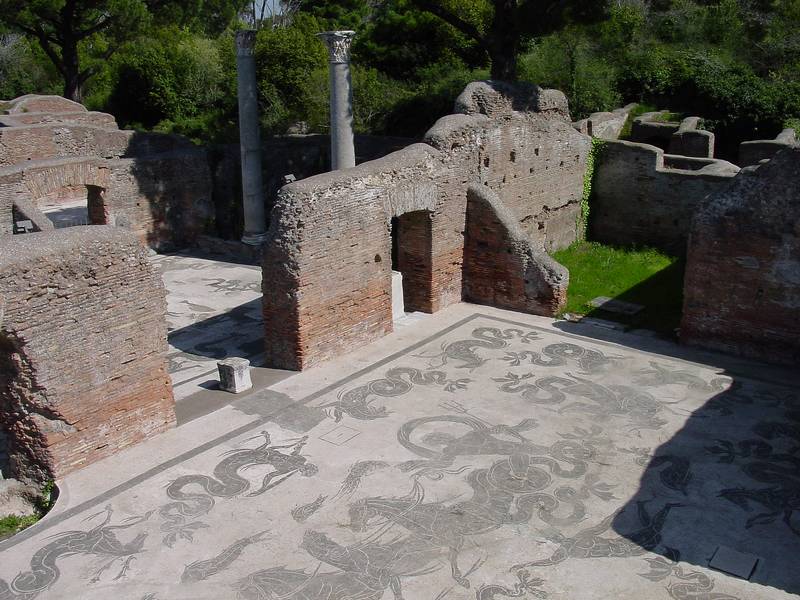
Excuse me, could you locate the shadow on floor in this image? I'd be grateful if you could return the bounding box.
[607,359,800,594]
[167,297,263,363]
[579,259,686,337]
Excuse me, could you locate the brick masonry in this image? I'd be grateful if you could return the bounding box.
[591,140,740,255]
[463,184,568,314]
[0,226,176,483]
[263,82,587,370]
[681,146,800,365]
[0,95,213,249]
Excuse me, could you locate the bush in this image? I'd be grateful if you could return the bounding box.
[104,29,234,140]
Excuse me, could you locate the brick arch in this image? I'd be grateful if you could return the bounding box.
[22,159,110,201]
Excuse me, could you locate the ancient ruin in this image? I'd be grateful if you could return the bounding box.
[0,95,213,248]
[263,81,588,369]
[682,145,800,364]
[0,75,798,600]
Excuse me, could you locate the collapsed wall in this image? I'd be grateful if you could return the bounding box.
[463,184,568,314]
[591,140,739,254]
[0,95,213,249]
[264,82,585,370]
[681,146,800,365]
[0,227,176,483]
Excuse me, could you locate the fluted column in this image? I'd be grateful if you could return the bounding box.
[317,30,356,170]
[236,30,267,245]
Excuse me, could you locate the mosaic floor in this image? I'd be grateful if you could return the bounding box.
[153,253,263,401]
[0,306,798,599]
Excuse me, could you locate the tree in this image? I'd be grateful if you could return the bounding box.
[0,0,246,102]
[409,0,609,80]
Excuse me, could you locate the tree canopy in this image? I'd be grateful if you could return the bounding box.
[0,0,247,100]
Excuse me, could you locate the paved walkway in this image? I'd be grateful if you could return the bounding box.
[1,304,798,599]
[154,253,264,402]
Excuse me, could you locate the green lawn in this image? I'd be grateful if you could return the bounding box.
[552,241,685,336]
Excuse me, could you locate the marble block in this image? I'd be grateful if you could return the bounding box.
[217,357,252,393]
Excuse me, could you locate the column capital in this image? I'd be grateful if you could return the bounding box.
[235,30,257,56]
[317,30,355,64]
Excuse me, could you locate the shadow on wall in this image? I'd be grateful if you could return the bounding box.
[547,320,800,596]
[120,131,215,251]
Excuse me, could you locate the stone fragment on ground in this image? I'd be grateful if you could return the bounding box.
[0,480,40,518]
[589,295,645,315]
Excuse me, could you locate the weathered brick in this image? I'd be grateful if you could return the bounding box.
[0,226,175,483]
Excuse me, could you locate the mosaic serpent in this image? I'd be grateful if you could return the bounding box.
[494,372,687,431]
[317,366,469,422]
[0,506,151,600]
[347,455,594,589]
[501,342,622,374]
[639,556,742,600]
[710,439,800,536]
[416,327,540,370]
[396,414,595,479]
[159,432,317,546]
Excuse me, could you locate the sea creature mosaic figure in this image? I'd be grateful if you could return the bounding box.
[510,500,682,570]
[416,327,540,371]
[346,455,603,589]
[159,432,317,546]
[0,506,151,600]
[235,529,448,600]
[318,367,470,423]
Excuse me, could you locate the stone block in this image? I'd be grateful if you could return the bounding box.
[391,271,405,320]
[218,358,253,393]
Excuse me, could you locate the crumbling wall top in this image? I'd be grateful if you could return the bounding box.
[454,81,570,120]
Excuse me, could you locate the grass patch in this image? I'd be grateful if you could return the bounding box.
[0,481,56,542]
[619,103,656,139]
[552,241,684,336]
[652,111,684,123]
[0,514,41,539]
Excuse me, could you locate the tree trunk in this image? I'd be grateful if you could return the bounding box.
[488,0,519,81]
[62,39,82,102]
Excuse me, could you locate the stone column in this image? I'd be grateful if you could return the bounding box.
[317,31,356,170]
[236,30,268,245]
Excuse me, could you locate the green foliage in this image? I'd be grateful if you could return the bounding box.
[552,241,684,336]
[254,14,328,134]
[579,138,604,238]
[0,480,56,541]
[519,31,620,118]
[0,34,60,100]
[0,514,40,540]
[105,28,234,140]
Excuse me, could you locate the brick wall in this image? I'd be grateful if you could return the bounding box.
[0,124,132,166]
[107,150,214,249]
[681,146,800,365]
[0,226,175,483]
[263,144,441,370]
[592,140,739,255]
[4,94,86,115]
[463,184,568,314]
[264,82,586,370]
[739,129,797,167]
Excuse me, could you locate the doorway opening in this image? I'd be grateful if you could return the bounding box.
[39,184,108,229]
[389,210,433,318]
